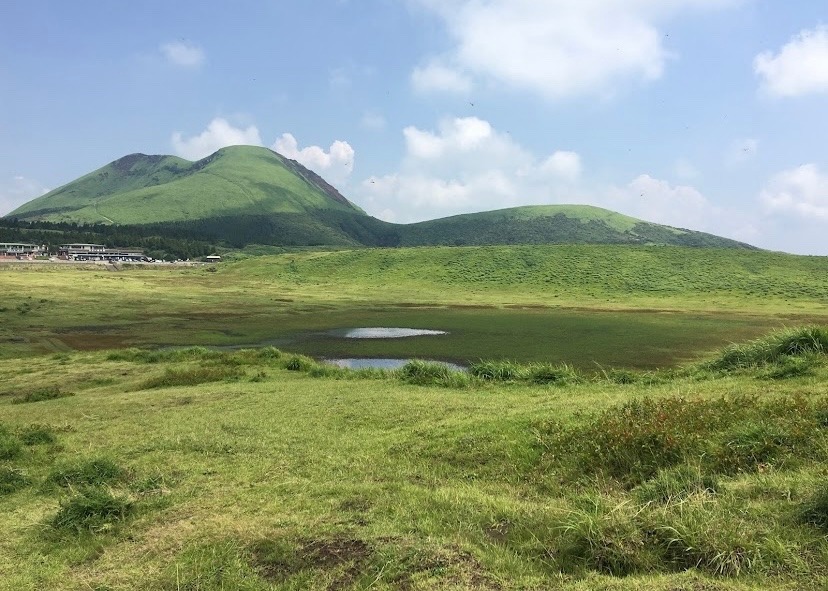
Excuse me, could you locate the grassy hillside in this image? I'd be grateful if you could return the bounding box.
[2,331,828,590]
[6,147,752,249]
[8,146,363,225]
[396,205,753,248]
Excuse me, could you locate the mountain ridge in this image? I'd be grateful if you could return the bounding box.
[5,145,755,250]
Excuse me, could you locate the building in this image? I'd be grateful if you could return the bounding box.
[205,255,222,263]
[0,243,46,259]
[58,244,149,262]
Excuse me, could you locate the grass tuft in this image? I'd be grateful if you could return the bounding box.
[139,365,243,389]
[398,360,470,387]
[107,346,222,364]
[800,484,828,530]
[0,466,29,495]
[50,487,134,533]
[0,425,22,460]
[634,465,719,504]
[18,424,57,446]
[47,457,127,488]
[11,387,74,404]
[703,326,828,373]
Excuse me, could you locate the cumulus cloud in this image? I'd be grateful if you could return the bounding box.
[761,164,828,219]
[160,41,205,68]
[171,118,263,160]
[0,175,50,216]
[411,0,737,98]
[755,25,828,97]
[272,133,355,185]
[359,116,582,221]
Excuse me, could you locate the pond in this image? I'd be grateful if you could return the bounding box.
[324,358,465,371]
[328,327,448,339]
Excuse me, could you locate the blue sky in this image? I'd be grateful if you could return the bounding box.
[2,0,827,254]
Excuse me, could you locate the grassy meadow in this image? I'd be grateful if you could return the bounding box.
[2,245,828,590]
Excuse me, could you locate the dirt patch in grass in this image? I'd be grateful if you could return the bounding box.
[57,334,132,351]
[251,536,372,587]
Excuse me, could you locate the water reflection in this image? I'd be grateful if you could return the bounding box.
[331,327,448,339]
[325,358,465,371]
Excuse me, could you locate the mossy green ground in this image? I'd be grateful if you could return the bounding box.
[2,245,828,589]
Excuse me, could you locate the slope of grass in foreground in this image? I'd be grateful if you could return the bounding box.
[2,331,828,590]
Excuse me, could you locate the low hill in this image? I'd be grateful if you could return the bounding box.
[5,147,753,250]
[395,205,753,248]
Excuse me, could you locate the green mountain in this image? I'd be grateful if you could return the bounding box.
[9,145,362,225]
[5,146,754,250]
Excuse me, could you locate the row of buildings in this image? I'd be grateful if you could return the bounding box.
[1,243,149,262]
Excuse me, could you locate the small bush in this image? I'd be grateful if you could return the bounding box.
[18,424,56,446]
[0,467,29,495]
[51,487,134,533]
[0,426,22,461]
[140,365,243,389]
[47,457,126,488]
[12,387,74,404]
[635,465,718,505]
[256,346,282,360]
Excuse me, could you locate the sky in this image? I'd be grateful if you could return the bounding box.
[2,0,827,254]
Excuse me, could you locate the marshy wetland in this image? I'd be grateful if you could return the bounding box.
[3,245,828,590]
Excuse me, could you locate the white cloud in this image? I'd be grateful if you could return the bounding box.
[0,175,50,216]
[412,0,737,98]
[725,138,759,166]
[761,164,828,219]
[160,41,205,68]
[411,61,473,94]
[171,118,263,160]
[358,116,582,221]
[674,158,699,179]
[755,25,828,97]
[272,133,355,185]
[607,174,718,230]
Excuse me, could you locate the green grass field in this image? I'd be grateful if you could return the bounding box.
[2,245,828,589]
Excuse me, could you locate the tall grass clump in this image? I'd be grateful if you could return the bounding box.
[0,425,22,460]
[11,387,74,404]
[139,365,243,389]
[469,360,523,381]
[535,394,826,486]
[552,495,656,575]
[18,424,57,446]
[398,360,470,387]
[526,363,583,385]
[0,467,29,495]
[107,346,222,364]
[800,484,828,530]
[47,457,127,488]
[634,465,719,505]
[703,326,828,373]
[161,540,262,591]
[51,487,134,533]
[282,354,315,372]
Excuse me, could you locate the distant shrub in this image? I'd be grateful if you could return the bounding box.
[0,467,29,495]
[51,487,134,533]
[18,424,56,446]
[12,387,74,404]
[140,366,243,389]
[758,354,819,380]
[256,346,282,360]
[47,457,126,488]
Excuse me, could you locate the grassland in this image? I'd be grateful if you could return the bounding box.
[2,245,828,589]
